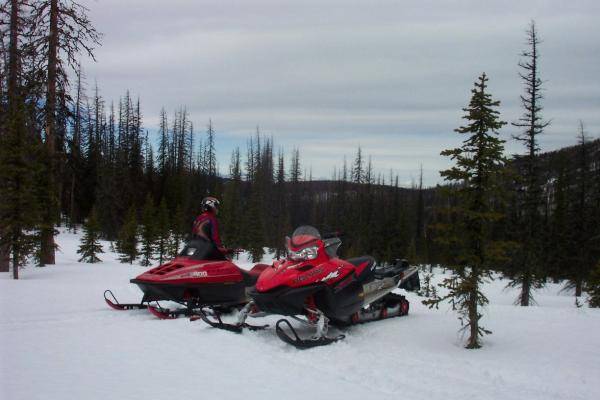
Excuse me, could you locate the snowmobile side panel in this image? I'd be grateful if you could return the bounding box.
[315,279,363,320]
[249,284,327,316]
[130,279,247,306]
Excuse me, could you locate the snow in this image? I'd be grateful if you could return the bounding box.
[1,230,599,400]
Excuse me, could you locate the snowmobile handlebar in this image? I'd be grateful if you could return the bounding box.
[322,231,344,239]
[219,247,244,255]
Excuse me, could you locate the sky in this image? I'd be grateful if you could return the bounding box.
[78,0,600,186]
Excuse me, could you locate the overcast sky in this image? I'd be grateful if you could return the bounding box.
[79,0,600,186]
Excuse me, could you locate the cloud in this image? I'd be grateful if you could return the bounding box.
[78,0,600,186]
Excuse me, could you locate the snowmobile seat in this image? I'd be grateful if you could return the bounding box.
[375,263,403,279]
[241,264,269,286]
[241,270,259,286]
[347,256,376,283]
[374,259,411,279]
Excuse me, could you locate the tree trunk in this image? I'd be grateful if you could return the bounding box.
[12,246,19,280]
[7,0,21,279]
[40,0,60,265]
[520,270,531,306]
[466,270,480,349]
[575,275,583,297]
[0,243,9,272]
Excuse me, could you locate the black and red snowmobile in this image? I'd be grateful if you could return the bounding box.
[104,239,268,319]
[198,226,420,348]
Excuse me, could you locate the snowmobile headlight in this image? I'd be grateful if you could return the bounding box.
[288,246,318,261]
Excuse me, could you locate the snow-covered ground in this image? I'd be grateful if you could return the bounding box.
[1,230,599,400]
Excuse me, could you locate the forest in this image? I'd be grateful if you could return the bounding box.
[1,1,600,350]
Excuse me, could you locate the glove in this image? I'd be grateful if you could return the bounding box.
[218,247,235,255]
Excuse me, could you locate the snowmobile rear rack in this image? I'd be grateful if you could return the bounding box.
[104,290,148,310]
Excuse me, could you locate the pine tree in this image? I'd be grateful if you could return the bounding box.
[415,165,426,261]
[77,207,103,263]
[116,207,138,264]
[547,154,570,280]
[31,0,101,265]
[204,119,217,191]
[352,147,364,184]
[567,122,593,297]
[155,199,170,265]
[168,205,186,259]
[139,195,156,267]
[273,150,291,258]
[424,73,508,349]
[244,188,265,262]
[586,261,600,308]
[0,0,42,279]
[510,21,549,306]
[221,148,243,247]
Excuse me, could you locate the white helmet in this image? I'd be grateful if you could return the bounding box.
[202,196,220,212]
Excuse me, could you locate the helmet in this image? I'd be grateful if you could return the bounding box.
[201,196,220,212]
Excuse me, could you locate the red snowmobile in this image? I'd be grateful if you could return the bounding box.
[199,226,420,348]
[104,239,268,319]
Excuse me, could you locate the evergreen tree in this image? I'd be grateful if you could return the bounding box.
[221,148,243,247]
[567,122,594,297]
[77,207,103,263]
[0,0,42,279]
[31,0,101,265]
[204,119,217,191]
[415,165,426,261]
[139,195,156,267]
[244,188,265,262]
[510,21,549,305]
[424,73,508,349]
[116,206,138,264]
[167,205,186,259]
[273,150,291,258]
[352,147,364,184]
[586,261,600,308]
[547,154,570,280]
[155,198,171,265]
[67,64,86,227]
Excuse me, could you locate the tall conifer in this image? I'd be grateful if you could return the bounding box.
[425,73,508,349]
[510,21,549,305]
[116,206,138,264]
[139,195,156,267]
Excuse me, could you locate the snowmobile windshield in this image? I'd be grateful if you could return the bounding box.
[290,226,321,248]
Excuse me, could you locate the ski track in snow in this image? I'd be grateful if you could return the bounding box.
[1,229,599,400]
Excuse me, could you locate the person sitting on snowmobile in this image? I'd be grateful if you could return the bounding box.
[193,196,231,257]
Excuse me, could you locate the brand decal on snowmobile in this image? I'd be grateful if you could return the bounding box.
[294,267,324,283]
[190,271,208,278]
[320,270,340,282]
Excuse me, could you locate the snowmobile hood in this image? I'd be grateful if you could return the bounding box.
[133,257,244,285]
[255,258,354,292]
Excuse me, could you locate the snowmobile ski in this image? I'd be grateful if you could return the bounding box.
[104,290,148,311]
[196,304,268,332]
[275,319,345,349]
[147,304,196,319]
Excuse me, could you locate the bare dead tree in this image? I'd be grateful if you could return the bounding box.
[30,0,101,264]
